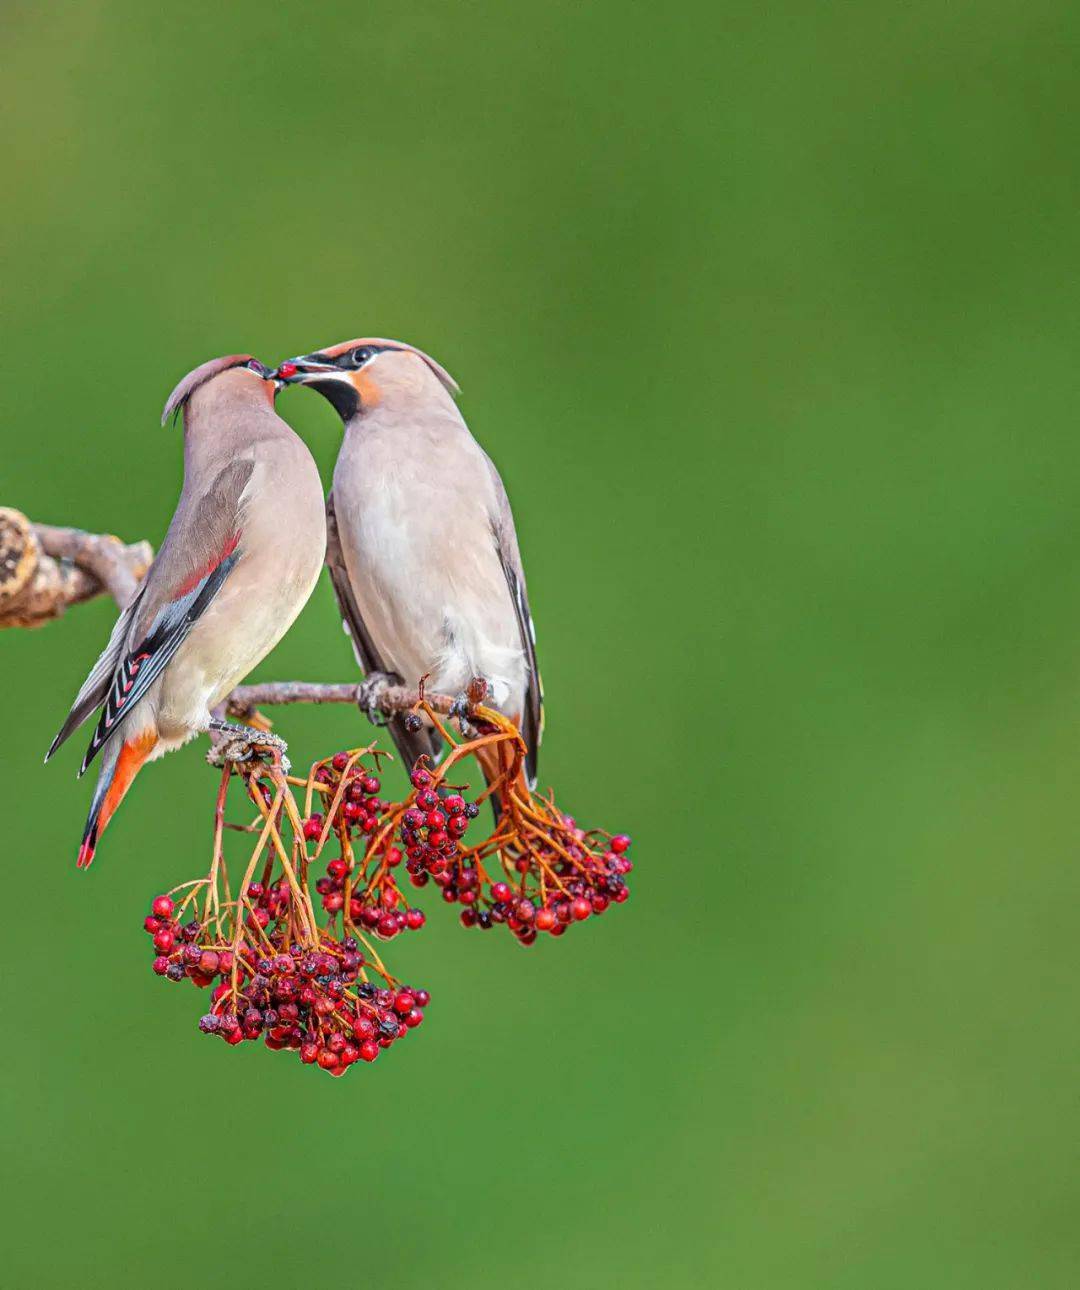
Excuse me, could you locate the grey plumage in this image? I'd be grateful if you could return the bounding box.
[48,355,327,866]
[277,337,543,792]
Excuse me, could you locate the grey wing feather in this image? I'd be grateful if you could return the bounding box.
[78,553,238,775]
[483,454,543,788]
[325,492,442,771]
[50,458,254,770]
[45,583,146,761]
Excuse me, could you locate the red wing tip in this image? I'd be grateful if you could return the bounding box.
[76,839,96,869]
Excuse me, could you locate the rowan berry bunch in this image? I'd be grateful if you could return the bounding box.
[145,898,428,1072]
[434,825,632,943]
[399,766,481,875]
[391,693,635,946]
[145,749,429,1076]
[141,684,634,1071]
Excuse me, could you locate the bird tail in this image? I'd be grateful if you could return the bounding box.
[76,729,157,869]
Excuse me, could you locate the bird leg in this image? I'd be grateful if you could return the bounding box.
[356,671,401,728]
[206,718,291,772]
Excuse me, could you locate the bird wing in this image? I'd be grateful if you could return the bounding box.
[325,491,442,771]
[77,551,238,774]
[483,453,543,788]
[49,459,254,773]
[44,582,148,761]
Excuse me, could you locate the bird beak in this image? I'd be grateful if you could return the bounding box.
[269,354,345,385]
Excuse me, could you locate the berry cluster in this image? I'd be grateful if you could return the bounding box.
[144,893,428,1075]
[438,826,632,944]
[302,751,388,843]
[398,765,480,876]
[314,848,426,941]
[139,696,635,1074]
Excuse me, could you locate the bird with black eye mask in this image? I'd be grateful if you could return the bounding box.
[273,337,542,815]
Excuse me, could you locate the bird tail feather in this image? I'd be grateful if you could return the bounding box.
[76,729,157,869]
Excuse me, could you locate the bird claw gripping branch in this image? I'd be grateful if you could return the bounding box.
[143,691,632,1074]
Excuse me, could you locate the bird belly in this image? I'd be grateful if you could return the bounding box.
[155,540,323,737]
[342,476,526,713]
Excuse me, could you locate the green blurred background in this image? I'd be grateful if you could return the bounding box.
[3,1,1080,1285]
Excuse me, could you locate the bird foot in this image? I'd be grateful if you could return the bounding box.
[207,719,291,773]
[357,671,400,727]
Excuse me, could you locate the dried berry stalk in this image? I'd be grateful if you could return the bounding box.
[144,686,633,1073]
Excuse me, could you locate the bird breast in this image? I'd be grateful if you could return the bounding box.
[335,427,526,709]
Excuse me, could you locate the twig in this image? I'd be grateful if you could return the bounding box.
[224,680,459,720]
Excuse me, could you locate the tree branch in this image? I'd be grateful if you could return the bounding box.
[0,508,482,721]
[225,679,482,721]
[0,508,152,627]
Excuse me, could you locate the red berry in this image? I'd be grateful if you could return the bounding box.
[303,814,323,840]
[152,928,175,953]
[317,1048,340,1070]
[571,897,592,921]
[610,834,631,854]
[414,989,430,1007]
[361,775,380,795]
[536,908,557,931]
[405,908,425,930]
[410,768,432,789]
[358,1039,379,1062]
[332,752,349,771]
[405,1008,424,1028]
[443,794,466,815]
[152,955,170,975]
[151,895,174,919]
[393,991,415,1014]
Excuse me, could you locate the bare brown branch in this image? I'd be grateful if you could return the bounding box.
[0,508,153,628]
[225,681,462,720]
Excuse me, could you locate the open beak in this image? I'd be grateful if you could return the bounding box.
[269,354,343,384]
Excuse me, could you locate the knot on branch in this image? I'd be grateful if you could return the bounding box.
[0,508,152,629]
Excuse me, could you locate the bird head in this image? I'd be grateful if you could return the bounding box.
[161,355,278,426]
[270,338,459,421]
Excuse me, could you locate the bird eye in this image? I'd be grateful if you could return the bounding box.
[352,347,371,366]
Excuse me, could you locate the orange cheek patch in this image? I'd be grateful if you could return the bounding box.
[356,371,382,408]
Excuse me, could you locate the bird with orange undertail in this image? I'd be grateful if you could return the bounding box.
[46,354,327,867]
[273,338,542,811]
